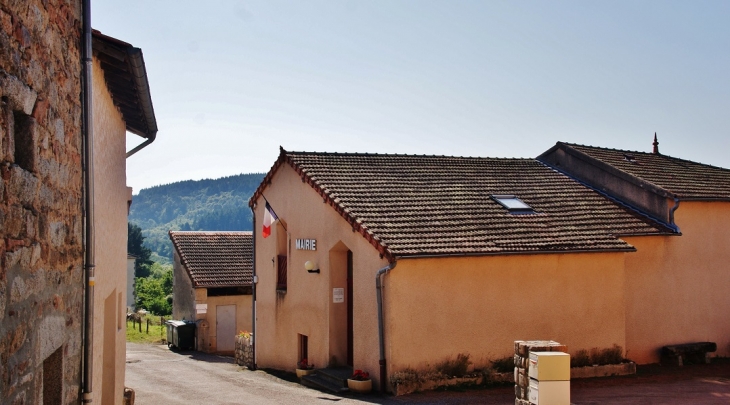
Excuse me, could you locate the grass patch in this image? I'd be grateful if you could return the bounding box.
[490,355,515,373]
[126,315,168,344]
[436,353,471,377]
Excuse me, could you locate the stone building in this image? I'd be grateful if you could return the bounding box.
[1,2,85,404]
[1,2,158,404]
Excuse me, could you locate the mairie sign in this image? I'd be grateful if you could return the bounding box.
[296,239,317,251]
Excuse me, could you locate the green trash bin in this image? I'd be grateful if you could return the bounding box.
[166,320,196,350]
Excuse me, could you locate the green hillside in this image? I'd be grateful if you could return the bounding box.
[129,173,264,263]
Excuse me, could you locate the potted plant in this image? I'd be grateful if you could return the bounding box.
[347,369,372,393]
[295,358,315,378]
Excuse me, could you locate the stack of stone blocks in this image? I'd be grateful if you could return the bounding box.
[234,335,254,369]
[514,340,567,405]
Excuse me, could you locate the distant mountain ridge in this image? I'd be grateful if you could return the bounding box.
[129,173,264,263]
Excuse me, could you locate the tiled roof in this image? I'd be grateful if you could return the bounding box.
[564,143,730,199]
[168,231,252,288]
[251,149,674,259]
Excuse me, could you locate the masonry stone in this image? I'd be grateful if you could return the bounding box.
[0,70,38,115]
[8,165,39,206]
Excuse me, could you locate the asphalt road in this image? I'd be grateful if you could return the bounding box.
[126,343,730,404]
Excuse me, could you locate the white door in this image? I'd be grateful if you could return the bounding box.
[216,305,236,353]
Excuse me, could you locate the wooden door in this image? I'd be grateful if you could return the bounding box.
[347,251,353,366]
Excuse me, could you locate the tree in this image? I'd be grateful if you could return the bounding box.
[134,274,172,315]
[128,222,153,278]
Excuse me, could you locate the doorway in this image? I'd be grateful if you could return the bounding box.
[347,251,353,366]
[328,243,353,367]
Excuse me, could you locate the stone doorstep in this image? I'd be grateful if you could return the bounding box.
[300,367,352,394]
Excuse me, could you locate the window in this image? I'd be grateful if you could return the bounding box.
[276,255,287,290]
[43,347,63,405]
[491,195,535,214]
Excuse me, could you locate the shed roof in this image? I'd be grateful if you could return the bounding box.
[250,148,674,260]
[169,231,252,288]
[562,143,730,200]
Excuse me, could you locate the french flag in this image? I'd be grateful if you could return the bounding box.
[262,202,278,239]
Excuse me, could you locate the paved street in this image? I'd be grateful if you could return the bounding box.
[126,343,730,404]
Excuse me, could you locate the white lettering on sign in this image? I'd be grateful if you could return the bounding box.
[296,239,317,251]
[333,288,344,303]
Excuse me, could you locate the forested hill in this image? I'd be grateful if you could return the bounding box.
[129,173,265,263]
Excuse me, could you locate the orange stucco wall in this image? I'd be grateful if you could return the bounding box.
[385,253,626,374]
[253,164,389,387]
[623,201,730,364]
[91,56,129,405]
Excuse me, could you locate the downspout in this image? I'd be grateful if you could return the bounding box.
[126,133,155,158]
[250,205,257,370]
[376,261,396,393]
[81,0,95,402]
[669,197,681,233]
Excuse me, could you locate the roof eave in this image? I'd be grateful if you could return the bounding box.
[92,30,158,139]
[394,246,637,260]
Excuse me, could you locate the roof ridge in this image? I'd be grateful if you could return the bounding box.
[285,150,534,160]
[563,142,730,172]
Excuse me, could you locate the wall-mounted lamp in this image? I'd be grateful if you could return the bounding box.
[304,261,320,274]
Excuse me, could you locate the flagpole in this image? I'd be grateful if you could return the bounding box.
[261,194,287,232]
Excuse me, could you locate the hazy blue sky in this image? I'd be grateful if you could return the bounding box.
[93,1,730,190]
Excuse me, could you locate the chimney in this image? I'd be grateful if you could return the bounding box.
[652,132,659,154]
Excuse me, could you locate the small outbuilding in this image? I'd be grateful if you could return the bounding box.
[169,231,253,354]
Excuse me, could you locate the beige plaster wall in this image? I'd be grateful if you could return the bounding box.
[385,253,626,375]
[253,165,389,387]
[623,201,730,364]
[91,56,129,405]
[172,250,196,321]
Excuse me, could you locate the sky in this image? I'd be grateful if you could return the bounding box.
[92,1,730,191]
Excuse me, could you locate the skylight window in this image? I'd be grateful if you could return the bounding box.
[491,195,534,214]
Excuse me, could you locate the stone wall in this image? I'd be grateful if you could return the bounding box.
[234,335,253,369]
[0,1,84,404]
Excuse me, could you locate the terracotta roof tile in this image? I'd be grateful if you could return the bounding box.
[565,143,730,199]
[168,231,252,288]
[255,150,674,259]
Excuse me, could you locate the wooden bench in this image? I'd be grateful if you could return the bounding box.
[661,342,717,366]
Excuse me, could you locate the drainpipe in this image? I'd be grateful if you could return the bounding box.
[250,205,257,370]
[669,197,681,232]
[81,0,95,402]
[375,261,396,393]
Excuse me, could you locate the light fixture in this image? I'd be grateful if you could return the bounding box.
[304,261,320,274]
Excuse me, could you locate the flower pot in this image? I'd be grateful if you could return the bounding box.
[296,368,315,379]
[347,378,372,393]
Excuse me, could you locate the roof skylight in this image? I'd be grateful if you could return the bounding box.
[491,195,534,214]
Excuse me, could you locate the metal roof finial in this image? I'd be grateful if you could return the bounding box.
[652,132,659,154]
